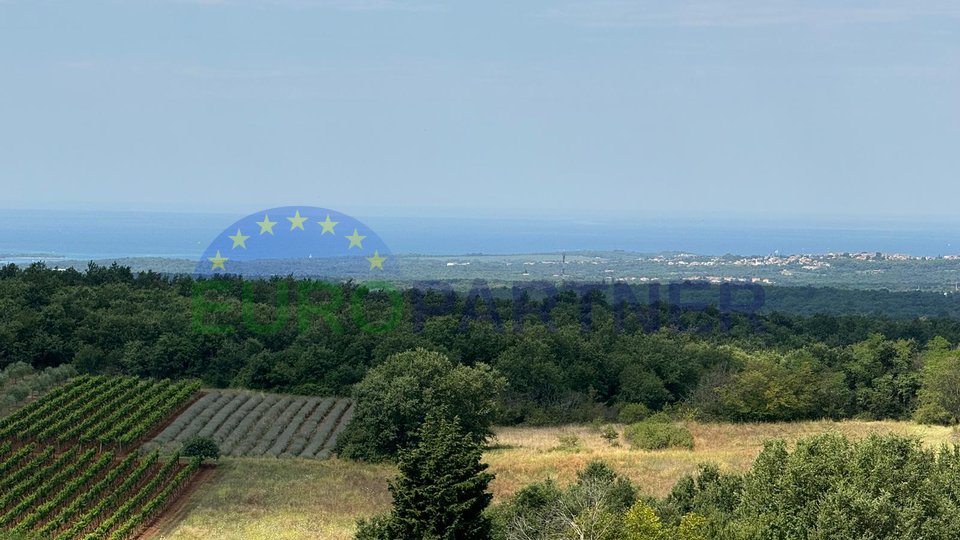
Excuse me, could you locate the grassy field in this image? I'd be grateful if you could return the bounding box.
[157,420,958,540]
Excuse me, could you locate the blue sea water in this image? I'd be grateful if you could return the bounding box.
[0,209,958,263]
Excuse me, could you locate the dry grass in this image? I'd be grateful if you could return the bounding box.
[158,458,395,540]
[159,420,959,539]
[487,420,957,498]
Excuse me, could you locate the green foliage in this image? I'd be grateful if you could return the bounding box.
[914,337,960,425]
[554,433,583,452]
[725,433,960,538]
[491,461,715,540]
[4,265,960,427]
[600,425,620,446]
[182,436,221,462]
[492,460,636,540]
[618,403,652,423]
[624,419,694,451]
[623,501,664,539]
[708,349,850,422]
[501,433,960,540]
[356,415,494,540]
[336,348,506,462]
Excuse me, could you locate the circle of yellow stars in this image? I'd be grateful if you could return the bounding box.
[208,210,387,272]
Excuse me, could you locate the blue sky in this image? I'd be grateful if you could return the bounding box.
[1,1,957,222]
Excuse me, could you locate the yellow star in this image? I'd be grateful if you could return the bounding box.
[228,228,250,249]
[318,215,339,235]
[366,250,386,270]
[287,210,308,231]
[346,229,366,249]
[208,250,228,271]
[256,214,277,235]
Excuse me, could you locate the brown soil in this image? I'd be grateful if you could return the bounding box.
[136,463,218,539]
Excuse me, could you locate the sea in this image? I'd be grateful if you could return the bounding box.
[1,209,958,264]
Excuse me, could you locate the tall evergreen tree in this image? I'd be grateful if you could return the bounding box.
[356,415,494,540]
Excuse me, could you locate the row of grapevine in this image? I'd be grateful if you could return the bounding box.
[0,447,95,527]
[52,452,162,540]
[0,443,200,539]
[35,452,141,538]
[0,376,204,539]
[144,389,355,458]
[0,446,63,510]
[0,445,55,494]
[81,453,183,539]
[1,375,201,448]
[32,377,138,441]
[12,450,114,533]
[109,457,201,540]
[0,376,105,439]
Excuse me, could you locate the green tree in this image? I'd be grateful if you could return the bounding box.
[337,348,505,462]
[182,436,221,462]
[914,336,960,424]
[356,415,494,540]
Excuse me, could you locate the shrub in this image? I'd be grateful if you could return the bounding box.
[624,420,694,451]
[491,460,635,539]
[618,403,651,424]
[182,436,221,462]
[727,433,960,538]
[600,425,620,446]
[554,433,582,452]
[914,401,953,425]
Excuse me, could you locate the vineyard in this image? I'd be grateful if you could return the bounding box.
[0,375,203,539]
[145,390,354,459]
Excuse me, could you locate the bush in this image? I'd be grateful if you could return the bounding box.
[914,401,953,425]
[618,403,651,424]
[600,425,620,447]
[491,460,635,539]
[554,433,582,452]
[624,420,694,451]
[182,436,221,462]
[727,433,960,538]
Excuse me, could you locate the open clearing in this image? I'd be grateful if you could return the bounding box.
[156,419,957,540]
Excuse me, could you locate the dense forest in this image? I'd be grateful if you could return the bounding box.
[3,262,960,426]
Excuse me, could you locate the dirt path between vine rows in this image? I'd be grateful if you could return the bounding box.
[138,464,219,539]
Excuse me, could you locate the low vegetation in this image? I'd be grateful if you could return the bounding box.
[145,390,353,459]
[153,420,955,539]
[623,417,695,451]
[0,361,77,415]
[493,432,960,539]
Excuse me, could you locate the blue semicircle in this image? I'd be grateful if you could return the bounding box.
[195,206,396,279]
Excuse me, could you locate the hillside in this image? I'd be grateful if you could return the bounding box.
[144,390,353,459]
[0,376,202,539]
[155,420,956,540]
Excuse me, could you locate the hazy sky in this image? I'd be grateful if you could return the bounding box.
[1,1,958,221]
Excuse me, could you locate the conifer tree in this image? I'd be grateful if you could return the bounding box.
[356,414,494,540]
